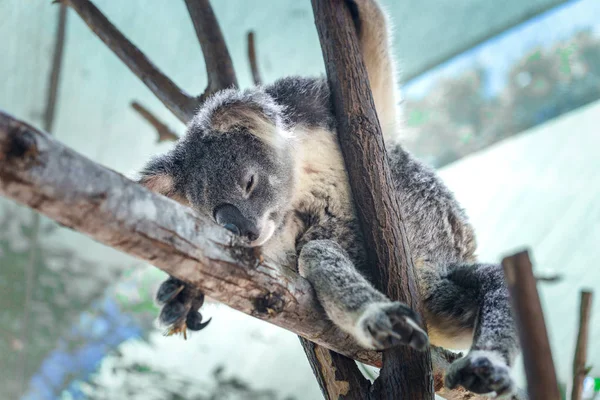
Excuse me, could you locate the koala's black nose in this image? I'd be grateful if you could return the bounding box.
[213,204,260,242]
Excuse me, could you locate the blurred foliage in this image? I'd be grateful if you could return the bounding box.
[0,208,125,399]
[405,29,600,167]
[76,349,295,400]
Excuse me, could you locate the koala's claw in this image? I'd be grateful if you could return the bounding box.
[445,351,515,398]
[357,301,429,351]
[156,277,211,339]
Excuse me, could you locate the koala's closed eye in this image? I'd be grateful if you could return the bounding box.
[243,173,257,197]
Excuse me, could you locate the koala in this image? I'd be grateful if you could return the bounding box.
[138,0,521,398]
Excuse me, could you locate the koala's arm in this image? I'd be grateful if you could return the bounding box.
[298,239,428,351]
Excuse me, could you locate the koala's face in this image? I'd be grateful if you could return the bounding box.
[177,130,295,247]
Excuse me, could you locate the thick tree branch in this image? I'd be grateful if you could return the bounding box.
[131,101,179,143]
[184,0,238,100]
[312,1,434,399]
[247,31,262,86]
[571,290,593,400]
[0,110,479,399]
[502,250,561,400]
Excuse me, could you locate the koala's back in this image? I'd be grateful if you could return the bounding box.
[263,76,478,275]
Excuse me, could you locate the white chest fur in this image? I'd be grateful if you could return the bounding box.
[260,126,354,265]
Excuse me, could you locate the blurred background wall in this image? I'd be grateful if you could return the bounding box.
[1,0,599,399]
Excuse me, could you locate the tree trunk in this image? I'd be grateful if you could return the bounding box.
[311,1,434,398]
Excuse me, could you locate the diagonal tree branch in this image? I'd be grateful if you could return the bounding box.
[184,0,238,100]
[131,101,179,143]
[60,0,197,122]
[60,0,238,123]
[0,110,481,399]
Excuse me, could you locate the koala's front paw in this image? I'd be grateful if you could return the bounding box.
[156,277,211,338]
[445,350,515,398]
[355,301,429,351]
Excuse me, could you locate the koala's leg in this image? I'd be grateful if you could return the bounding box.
[421,263,520,398]
[298,239,428,351]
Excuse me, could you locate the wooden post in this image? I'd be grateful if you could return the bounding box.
[311,0,434,398]
[502,250,560,400]
[571,290,593,400]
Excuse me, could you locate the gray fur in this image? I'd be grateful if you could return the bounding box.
[141,0,521,397]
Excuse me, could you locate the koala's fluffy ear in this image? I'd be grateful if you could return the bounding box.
[138,153,189,206]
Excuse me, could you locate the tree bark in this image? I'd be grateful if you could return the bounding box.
[300,339,371,400]
[502,250,561,400]
[311,1,434,399]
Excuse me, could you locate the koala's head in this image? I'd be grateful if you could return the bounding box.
[139,89,296,247]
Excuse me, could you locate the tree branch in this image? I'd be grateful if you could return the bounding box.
[502,250,561,400]
[0,110,480,400]
[60,0,197,122]
[184,0,238,100]
[131,101,179,143]
[300,340,371,400]
[61,0,237,123]
[571,290,593,400]
[312,1,434,399]
[247,31,262,86]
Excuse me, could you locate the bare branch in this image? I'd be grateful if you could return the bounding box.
[247,31,262,85]
[571,290,593,400]
[312,1,433,399]
[502,250,561,400]
[131,101,179,143]
[60,0,198,122]
[300,339,371,400]
[184,0,238,100]
[0,110,480,399]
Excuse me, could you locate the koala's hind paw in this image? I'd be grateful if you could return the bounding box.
[156,277,211,339]
[355,301,429,351]
[445,350,516,398]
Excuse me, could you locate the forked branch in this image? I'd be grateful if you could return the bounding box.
[61,0,238,122]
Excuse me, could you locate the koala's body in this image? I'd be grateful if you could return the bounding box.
[140,0,521,398]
